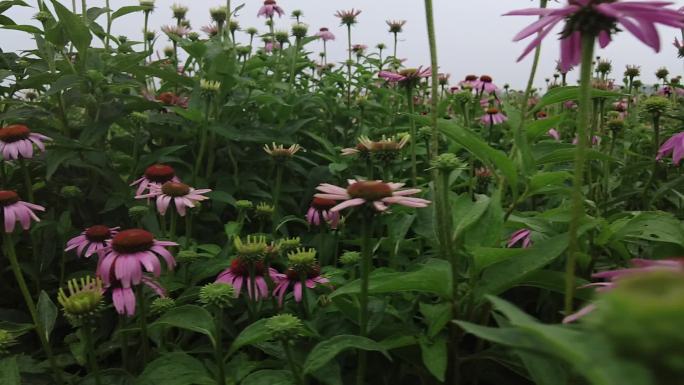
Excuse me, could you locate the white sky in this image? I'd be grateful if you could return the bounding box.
[3,0,684,88]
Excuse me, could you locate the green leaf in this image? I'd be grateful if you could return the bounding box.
[1,24,42,34]
[535,147,616,165]
[303,335,390,374]
[112,5,146,20]
[0,356,20,385]
[241,370,294,385]
[330,259,453,299]
[528,171,572,196]
[436,119,518,194]
[526,115,564,141]
[532,86,622,112]
[419,336,447,381]
[50,0,91,53]
[419,302,452,338]
[150,305,216,347]
[473,233,569,299]
[36,291,57,342]
[227,318,270,356]
[135,353,214,385]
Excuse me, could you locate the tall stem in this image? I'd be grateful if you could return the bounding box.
[272,164,284,236]
[346,25,353,114]
[356,217,373,385]
[194,97,212,185]
[137,285,150,365]
[83,321,102,385]
[289,38,301,88]
[565,33,595,315]
[393,32,398,68]
[105,0,111,51]
[406,87,418,186]
[19,159,34,203]
[282,340,305,385]
[3,233,64,383]
[214,309,226,385]
[81,0,87,20]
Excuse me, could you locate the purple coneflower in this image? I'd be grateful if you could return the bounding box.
[335,9,361,26]
[0,124,51,160]
[459,74,479,89]
[273,263,329,307]
[474,75,498,94]
[548,128,561,141]
[65,225,119,258]
[563,258,684,323]
[201,24,219,37]
[0,190,44,233]
[315,179,430,213]
[136,182,211,216]
[674,37,684,58]
[97,229,177,290]
[386,19,407,34]
[507,228,532,248]
[316,27,335,41]
[216,258,279,300]
[573,135,601,146]
[506,0,684,72]
[161,24,190,38]
[480,107,508,126]
[131,164,181,196]
[257,0,284,18]
[657,132,684,165]
[306,197,340,229]
[110,276,166,317]
[378,67,431,87]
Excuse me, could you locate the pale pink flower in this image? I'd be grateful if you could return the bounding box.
[0,190,44,233]
[378,67,431,85]
[264,41,281,53]
[65,225,119,258]
[459,74,479,90]
[216,258,280,300]
[131,164,181,196]
[273,266,329,306]
[306,197,340,229]
[201,24,219,37]
[315,179,430,213]
[335,9,361,26]
[97,229,176,290]
[657,132,684,165]
[506,1,684,72]
[161,24,190,38]
[573,135,601,146]
[316,27,335,41]
[480,107,508,126]
[507,228,532,248]
[474,75,498,93]
[110,276,166,317]
[0,124,51,160]
[258,0,284,18]
[136,182,211,216]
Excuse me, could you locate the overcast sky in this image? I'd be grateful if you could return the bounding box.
[3,0,684,88]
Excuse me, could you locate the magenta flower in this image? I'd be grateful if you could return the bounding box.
[507,228,532,248]
[131,164,181,196]
[264,41,281,53]
[306,197,340,229]
[216,258,279,300]
[378,67,431,86]
[136,182,211,216]
[474,75,498,94]
[657,131,684,165]
[257,0,284,18]
[65,225,119,258]
[273,266,329,306]
[110,276,166,317]
[506,1,684,72]
[316,27,335,41]
[459,74,479,89]
[0,124,51,160]
[548,128,561,141]
[563,258,684,323]
[0,190,44,233]
[481,107,508,126]
[573,135,601,146]
[97,229,176,290]
[315,179,430,213]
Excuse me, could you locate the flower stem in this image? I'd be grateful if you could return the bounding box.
[194,97,212,185]
[19,159,34,203]
[214,308,226,385]
[104,0,111,51]
[3,233,64,383]
[356,217,373,385]
[136,285,150,365]
[83,321,102,385]
[641,113,662,206]
[406,87,418,186]
[282,340,305,385]
[169,211,177,241]
[565,33,595,315]
[289,37,301,89]
[119,316,129,371]
[272,164,284,236]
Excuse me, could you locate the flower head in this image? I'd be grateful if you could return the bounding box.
[507,228,532,248]
[216,257,279,300]
[171,3,188,20]
[378,67,431,88]
[316,27,335,41]
[161,24,190,38]
[335,9,361,26]
[273,249,329,306]
[0,124,51,160]
[136,182,211,216]
[65,225,119,258]
[57,276,104,324]
[307,197,340,229]
[548,128,561,141]
[201,24,219,37]
[209,6,227,23]
[264,142,302,161]
[624,64,641,78]
[315,179,431,213]
[386,19,407,34]
[657,132,684,165]
[291,22,308,39]
[234,235,268,260]
[109,277,166,317]
[199,282,235,308]
[0,190,44,233]
[474,75,498,94]
[674,38,684,58]
[480,107,508,126]
[131,164,181,196]
[265,314,304,340]
[258,0,284,19]
[506,1,684,72]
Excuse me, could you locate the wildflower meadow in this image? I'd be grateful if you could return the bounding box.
[0,0,684,384]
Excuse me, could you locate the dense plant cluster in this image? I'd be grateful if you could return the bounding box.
[1,0,683,384]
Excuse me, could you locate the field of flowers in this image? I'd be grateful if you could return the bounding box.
[1,0,683,384]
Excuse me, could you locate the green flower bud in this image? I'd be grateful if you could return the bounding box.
[229,20,240,33]
[199,283,234,308]
[655,67,669,80]
[234,235,268,260]
[246,27,258,36]
[128,205,150,220]
[236,200,254,210]
[131,111,149,124]
[188,32,200,41]
[171,3,188,20]
[287,248,317,271]
[145,30,157,42]
[278,237,301,253]
[200,79,222,94]
[265,314,303,341]
[33,11,51,22]
[0,330,16,355]
[607,118,625,133]
[624,65,640,78]
[642,96,670,115]
[210,7,227,23]
[163,46,174,58]
[431,153,464,172]
[274,30,289,44]
[340,251,360,265]
[139,0,155,12]
[57,277,104,325]
[255,202,274,218]
[60,185,83,199]
[150,297,175,315]
[291,22,308,39]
